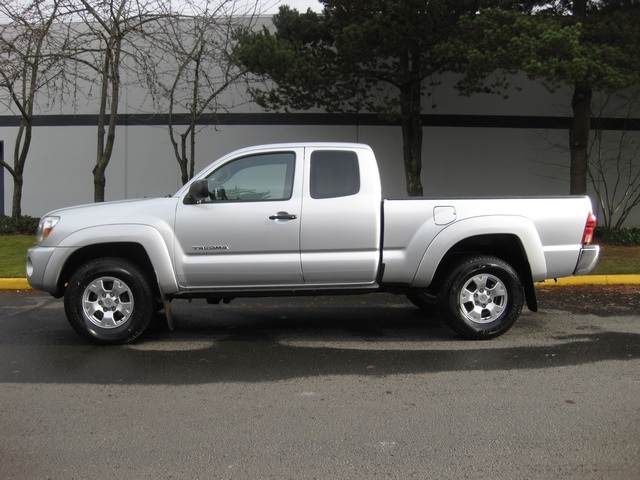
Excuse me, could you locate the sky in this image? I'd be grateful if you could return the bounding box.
[0,0,323,25]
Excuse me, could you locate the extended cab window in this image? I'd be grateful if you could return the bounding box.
[204,152,295,202]
[310,150,360,199]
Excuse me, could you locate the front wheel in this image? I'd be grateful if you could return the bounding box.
[64,257,155,345]
[439,255,524,340]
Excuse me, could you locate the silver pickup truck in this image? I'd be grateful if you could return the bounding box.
[27,143,600,344]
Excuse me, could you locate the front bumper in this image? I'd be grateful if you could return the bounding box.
[26,246,67,295]
[573,244,600,275]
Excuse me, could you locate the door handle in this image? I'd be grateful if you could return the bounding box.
[269,212,298,220]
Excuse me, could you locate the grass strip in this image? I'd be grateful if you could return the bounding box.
[0,236,35,278]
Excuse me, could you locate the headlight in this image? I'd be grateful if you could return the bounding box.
[37,216,60,244]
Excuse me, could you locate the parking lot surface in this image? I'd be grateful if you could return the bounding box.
[1,289,639,479]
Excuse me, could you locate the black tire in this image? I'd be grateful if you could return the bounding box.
[439,255,524,340]
[64,257,155,345]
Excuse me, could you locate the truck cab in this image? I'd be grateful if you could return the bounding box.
[174,143,382,290]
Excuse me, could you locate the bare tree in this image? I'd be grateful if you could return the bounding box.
[0,0,68,217]
[148,0,262,185]
[588,92,640,228]
[67,0,169,202]
[531,90,640,228]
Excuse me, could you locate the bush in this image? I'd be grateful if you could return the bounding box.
[0,215,40,235]
[594,226,640,246]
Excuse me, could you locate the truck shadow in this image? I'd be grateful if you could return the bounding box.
[2,295,639,385]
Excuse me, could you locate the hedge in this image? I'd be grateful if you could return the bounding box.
[0,215,40,235]
[594,226,640,246]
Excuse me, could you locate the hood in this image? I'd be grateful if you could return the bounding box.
[42,197,179,246]
[47,197,164,217]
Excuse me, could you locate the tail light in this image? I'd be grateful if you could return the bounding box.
[582,212,596,244]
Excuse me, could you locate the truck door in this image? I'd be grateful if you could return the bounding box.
[174,149,303,288]
[300,148,381,285]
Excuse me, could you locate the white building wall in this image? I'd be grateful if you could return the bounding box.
[2,119,592,209]
[1,60,639,225]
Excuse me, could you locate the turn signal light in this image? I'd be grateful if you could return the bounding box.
[37,216,60,244]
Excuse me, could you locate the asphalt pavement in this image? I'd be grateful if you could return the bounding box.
[1,290,639,479]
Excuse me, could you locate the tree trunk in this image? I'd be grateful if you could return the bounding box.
[180,133,189,185]
[93,165,106,203]
[569,84,592,195]
[189,122,196,181]
[11,176,23,218]
[11,120,32,218]
[93,33,122,203]
[401,113,424,197]
[400,61,424,197]
[569,0,590,196]
[178,131,189,185]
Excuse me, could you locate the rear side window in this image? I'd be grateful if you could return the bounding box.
[310,150,360,199]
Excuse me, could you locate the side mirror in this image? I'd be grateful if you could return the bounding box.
[183,179,209,204]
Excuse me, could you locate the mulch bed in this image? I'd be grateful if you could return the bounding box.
[535,284,640,316]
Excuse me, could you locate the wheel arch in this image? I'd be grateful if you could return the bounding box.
[58,243,156,295]
[437,234,537,311]
[413,219,544,312]
[50,225,179,297]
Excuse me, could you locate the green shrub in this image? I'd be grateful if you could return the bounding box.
[0,215,40,235]
[594,226,640,246]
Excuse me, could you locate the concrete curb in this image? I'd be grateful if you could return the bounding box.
[538,274,640,285]
[1,275,639,291]
[0,279,32,290]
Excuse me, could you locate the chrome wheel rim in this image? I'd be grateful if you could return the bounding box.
[459,273,508,324]
[82,276,134,329]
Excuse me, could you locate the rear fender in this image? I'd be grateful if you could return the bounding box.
[411,216,547,288]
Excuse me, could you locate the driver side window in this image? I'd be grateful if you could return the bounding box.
[203,152,295,202]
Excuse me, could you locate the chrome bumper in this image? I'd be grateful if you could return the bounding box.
[573,244,601,275]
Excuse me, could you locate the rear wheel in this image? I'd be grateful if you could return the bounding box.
[439,255,524,340]
[64,257,155,345]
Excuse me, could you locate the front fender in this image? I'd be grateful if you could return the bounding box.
[46,224,179,295]
[411,216,547,288]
